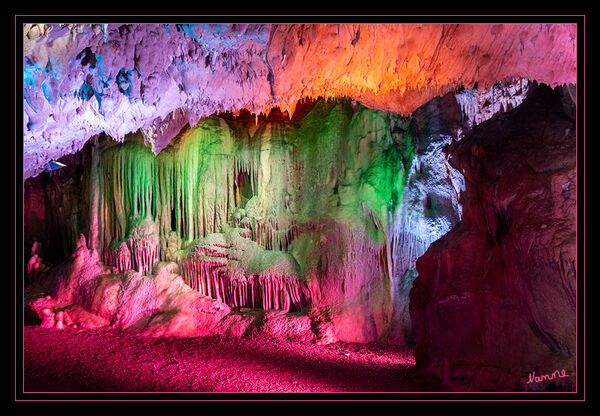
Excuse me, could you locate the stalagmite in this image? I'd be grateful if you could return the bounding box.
[25,95,471,346]
[20,23,579,394]
[54,311,65,329]
[40,308,55,329]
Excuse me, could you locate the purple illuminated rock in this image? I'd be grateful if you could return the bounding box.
[23,23,576,179]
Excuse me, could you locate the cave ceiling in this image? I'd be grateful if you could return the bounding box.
[23,23,577,178]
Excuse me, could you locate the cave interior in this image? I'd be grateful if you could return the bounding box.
[21,22,579,393]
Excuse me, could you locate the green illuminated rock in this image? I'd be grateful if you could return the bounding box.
[57,98,420,343]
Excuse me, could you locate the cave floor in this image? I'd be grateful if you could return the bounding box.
[23,326,424,393]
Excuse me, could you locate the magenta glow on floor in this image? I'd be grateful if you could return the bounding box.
[23,326,422,393]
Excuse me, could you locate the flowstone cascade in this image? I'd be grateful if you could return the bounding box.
[98,100,411,340]
[25,97,464,345]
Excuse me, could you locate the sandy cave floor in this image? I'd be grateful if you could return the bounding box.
[23,326,425,393]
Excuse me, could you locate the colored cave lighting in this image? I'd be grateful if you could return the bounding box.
[90,100,414,311]
[21,21,579,394]
[46,161,66,171]
[25,96,466,336]
[22,23,576,179]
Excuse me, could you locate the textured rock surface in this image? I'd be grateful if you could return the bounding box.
[24,326,418,392]
[25,237,232,337]
[23,23,576,178]
[124,266,232,338]
[454,78,531,129]
[23,145,92,264]
[22,22,579,392]
[410,83,577,391]
[24,80,577,365]
[25,98,465,346]
[385,92,466,346]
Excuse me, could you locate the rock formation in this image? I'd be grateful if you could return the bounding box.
[25,97,467,346]
[23,23,576,179]
[21,22,579,392]
[410,83,577,391]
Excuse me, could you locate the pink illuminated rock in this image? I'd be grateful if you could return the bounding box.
[40,307,55,328]
[54,311,65,329]
[61,304,110,329]
[112,270,159,329]
[215,312,256,338]
[125,266,231,337]
[22,38,578,357]
[247,310,316,343]
[75,273,123,321]
[302,222,391,344]
[125,217,160,276]
[62,310,73,326]
[27,254,41,276]
[48,234,109,305]
[105,241,131,273]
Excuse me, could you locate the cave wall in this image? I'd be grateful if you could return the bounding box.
[25,97,465,345]
[24,142,92,268]
[410,83,577,391]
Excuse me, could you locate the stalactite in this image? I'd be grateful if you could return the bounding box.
[180,253,307,312]
[388,209,440,281]
[91,100,429,322]
[455,79,530,127]
[88,136,102,255]
[251,217,297,251]
[99,119,241,257]
[105,240,131,272]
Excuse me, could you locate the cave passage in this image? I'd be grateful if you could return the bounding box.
[23,82,577,393]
